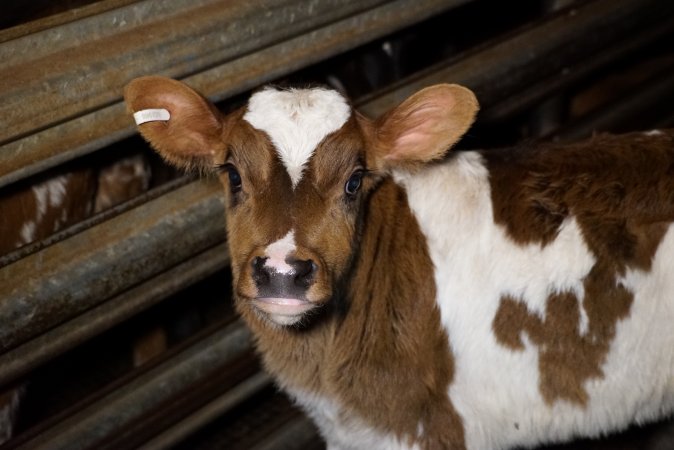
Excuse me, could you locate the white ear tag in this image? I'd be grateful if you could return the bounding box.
[133,108,170,125]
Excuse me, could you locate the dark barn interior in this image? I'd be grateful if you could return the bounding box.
[1,0,673,448]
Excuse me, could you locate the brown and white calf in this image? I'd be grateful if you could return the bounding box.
[125,76,674,450]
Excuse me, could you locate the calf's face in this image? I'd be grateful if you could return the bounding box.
[124,77,478,326]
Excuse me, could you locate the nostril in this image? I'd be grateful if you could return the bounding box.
[294,259,316,288]
[252,256,270,286]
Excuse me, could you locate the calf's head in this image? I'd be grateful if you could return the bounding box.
[124,77,478,326]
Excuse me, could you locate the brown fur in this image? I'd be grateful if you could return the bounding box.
[485,131,674,249]
[0,168,96,256]
[489,130,674,405]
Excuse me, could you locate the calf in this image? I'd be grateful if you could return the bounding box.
[124,76,674,450]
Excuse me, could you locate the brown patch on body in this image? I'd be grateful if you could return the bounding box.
[493,262,632,405]
[485,130,674,249]
[0,167,96,256]
[489,130,674,406]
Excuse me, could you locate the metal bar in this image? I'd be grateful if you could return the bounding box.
[0,1,145,43]
[0,0,212,51]
[0,175,196,269]
[248,417,323,450]
[0,0,469,189]
[357,0,674,118]
[0,0,386,143]
[13,321,253,450]
[0,179,226,352]
[0,242,229,387]
[550,70,674,143]
[136,371,273,450]
[480,23,674,123]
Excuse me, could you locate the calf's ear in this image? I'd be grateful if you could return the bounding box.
[373,84,478,168]
[124,76,224,171]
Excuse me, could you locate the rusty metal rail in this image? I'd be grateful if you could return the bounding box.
[11,321,256,450]
[357,0,674,117]
[0,242,229,387]
[0,0,470,189]
[551,68,674,142]
[0,179,226,353]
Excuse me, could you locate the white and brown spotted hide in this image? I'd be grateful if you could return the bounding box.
[0,155,152,257]
[125,76,674,450]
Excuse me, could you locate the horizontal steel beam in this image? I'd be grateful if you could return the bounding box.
[0,0,469,189]
[12,320,255,450]
[1,0,386,143]
[136,371,273,450]
[0,180,226,352]
[357,0,674,118]
[551,69,674,142]
[0,242,229,386]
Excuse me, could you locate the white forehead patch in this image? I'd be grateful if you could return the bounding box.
[264,230,296,274]
[243,87,351,188]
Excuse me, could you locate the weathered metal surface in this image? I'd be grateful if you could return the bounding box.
[0,179,226,352]
[13,320,254,450]
[0,0,384,143]
[0,0,468,189]
[480,20,674,123]
[248,417,323,450]
[0,242,229,386]
[357,0,674,118]
[0,175,196,269]
[137,371,272,450]
[0,0,139,42]
[552,69,674,143]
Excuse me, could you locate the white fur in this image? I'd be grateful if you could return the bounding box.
[395,151,674,449]
[288,387,420,450]
[264,230,296,274]
[644,130,664,136]
[32,176,68,221]
[18,221,36,245]
[244,87,351,188]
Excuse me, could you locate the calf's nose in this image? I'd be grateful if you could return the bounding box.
[252,256,317,298]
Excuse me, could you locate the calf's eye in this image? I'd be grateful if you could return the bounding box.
[226,164,242,193]
[345,171,363,196]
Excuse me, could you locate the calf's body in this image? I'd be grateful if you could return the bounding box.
[125,77,674,449]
